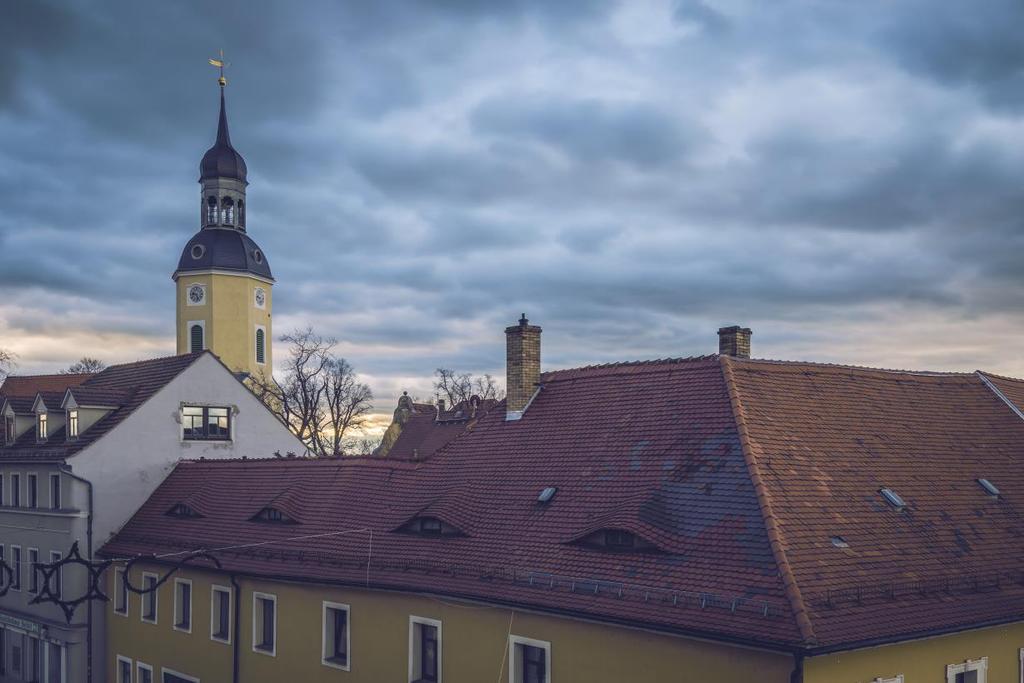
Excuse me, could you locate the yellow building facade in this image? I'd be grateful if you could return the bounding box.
[106,561,1024,683]
[173,83,274,378]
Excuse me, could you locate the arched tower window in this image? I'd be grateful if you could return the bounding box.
[190,324,204,352]
[222,197,234,226]
[206,196,218,226]
[237,199,245,228]
[255,327,266,364]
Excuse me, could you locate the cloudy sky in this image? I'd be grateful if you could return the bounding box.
[2,0,1023,433]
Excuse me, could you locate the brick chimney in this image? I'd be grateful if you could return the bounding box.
[506,314,541,419]
[718,325,752,359]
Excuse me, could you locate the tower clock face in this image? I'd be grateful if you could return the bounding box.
[188,284,206,305]
[254,287,266,308]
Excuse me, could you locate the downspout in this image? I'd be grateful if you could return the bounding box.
[790,653,804,683]
[66,469,94,683]
[231,573,241,683]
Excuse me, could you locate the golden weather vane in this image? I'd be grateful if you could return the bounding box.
[208,49,230,87]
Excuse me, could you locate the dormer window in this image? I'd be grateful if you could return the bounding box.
[398,516,464,537]
[166,503,202,519]
[252,507,295,524]
[577,529,658,553]
[4,416,13,445]
[37,413,47,441]
[67,410,79,440]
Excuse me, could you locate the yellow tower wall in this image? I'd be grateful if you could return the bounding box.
[175,271,272,376]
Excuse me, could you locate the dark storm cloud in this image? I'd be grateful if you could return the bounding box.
[1,0,1023,400]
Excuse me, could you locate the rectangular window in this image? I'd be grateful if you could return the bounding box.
[114,567,129,615]
[11,474,20,507]
[68,410,78,439]
[322,601,350,670]
[181,405,231,441]
[162,669,200,683]
[27,636,41,682]
[26,474,37,509]
[4,416,14,445]
[252,592,277,656]
[37,414,47,441]
[117,655,133,683]
[137,662,153,683]
[0,545,5,588]
[211,585,231,643]
[142,573,158,623]
[49,474,60,510]
[510,636,551,683]
[27,549,38,594]
[49,551,62,598]
[0,473,4,505]
[409,616,441,683]
[11,546,21,591]
[47,642,62,683]
[946,658,987,683]
[174,579,192,632]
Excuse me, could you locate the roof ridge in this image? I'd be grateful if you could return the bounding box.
[732,357,979,377]
[720,355,817,647]
[541,355,719,380]
[95,351,204,374]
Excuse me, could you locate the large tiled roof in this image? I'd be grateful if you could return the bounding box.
[0,353,204,461]
[101,355,1024,652]
[0,373,90,397]
[385,397,498,460]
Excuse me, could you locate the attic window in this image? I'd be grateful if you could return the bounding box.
[167,503,202,519]
[977,478,1000,497]
[252,507,296,524]
[537,487,557,503]
[399,516,463,537]
[880,488,907,511]
[578,529,658,553]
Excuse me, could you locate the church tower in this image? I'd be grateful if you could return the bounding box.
[173,72,273,378]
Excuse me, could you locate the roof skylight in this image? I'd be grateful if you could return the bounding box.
[879,488,906,510]
[977,478,1000,497]
[538,487,557,503]
[830,536,849,548]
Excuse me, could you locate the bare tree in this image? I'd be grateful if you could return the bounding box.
[63,357,106,374]
[433,368,504,406]
[0,349,14,382]
[248,328,373,457]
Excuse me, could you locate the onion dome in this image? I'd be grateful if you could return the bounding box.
[199,89,248,183]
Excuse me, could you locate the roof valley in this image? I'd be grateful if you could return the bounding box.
[720,355,817,647]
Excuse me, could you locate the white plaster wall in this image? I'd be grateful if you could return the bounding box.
[71,353,306,547]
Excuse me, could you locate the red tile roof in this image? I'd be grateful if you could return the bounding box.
[384,397,498,460]
[0,353,204,461]
[0,373,90,397]
[101,354,1024,653]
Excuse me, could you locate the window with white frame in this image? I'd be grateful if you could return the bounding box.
[409,616,441,683]
[27,548,38,594]
[255,326,266,365]
[509,635,550,683]
[0,473,4,504]
[136,662,153,683]
[49,551,62,598]
[67,409,78,439]
[114,567,128,615]
[871,676,904,683]
[252,592,276,656]
[211,585,231,643]
[141,572,158,623]
[174,579,192,632]
[10,546,21,591]
[161,667,199,683]
[49,473,60,510]
[11,473,20,507]
[117,655,133,683]
[26,474,37,508]
[322,601,350,670]
[36,413,47,441]
[947,657,987,683]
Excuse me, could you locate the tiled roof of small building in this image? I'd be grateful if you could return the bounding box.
[101,354,1024,653]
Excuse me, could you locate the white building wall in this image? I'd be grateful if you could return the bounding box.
[71,353,306,547]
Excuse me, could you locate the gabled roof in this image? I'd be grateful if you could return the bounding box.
[383,397,497,460]
[101,354,1024,653]
[0,352,205,461]
[0,373,90,398]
